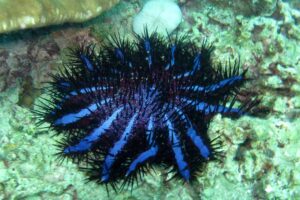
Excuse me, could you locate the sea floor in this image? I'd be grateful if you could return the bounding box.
[0,0,299,199]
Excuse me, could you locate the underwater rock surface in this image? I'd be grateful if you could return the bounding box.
[0,0,299,199]
[0,0,119,34]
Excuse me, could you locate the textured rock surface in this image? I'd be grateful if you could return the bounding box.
[181,0,300,199]
[0,0,119,34]
[0,0,299,199]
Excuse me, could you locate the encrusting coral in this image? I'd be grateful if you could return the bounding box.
[0,0,119,34]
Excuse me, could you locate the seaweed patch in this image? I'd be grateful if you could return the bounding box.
[34,30,259,191]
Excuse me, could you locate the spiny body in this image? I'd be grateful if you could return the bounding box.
[35,31,259,190]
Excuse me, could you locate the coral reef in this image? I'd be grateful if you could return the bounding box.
[182,0,300,199]
[0,0,299,199]
[0,0,119,34]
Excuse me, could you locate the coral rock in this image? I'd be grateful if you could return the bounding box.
[133,0,182,36]
[0,0,119,34]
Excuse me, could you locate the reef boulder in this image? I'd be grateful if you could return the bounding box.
[0,0,119,34]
